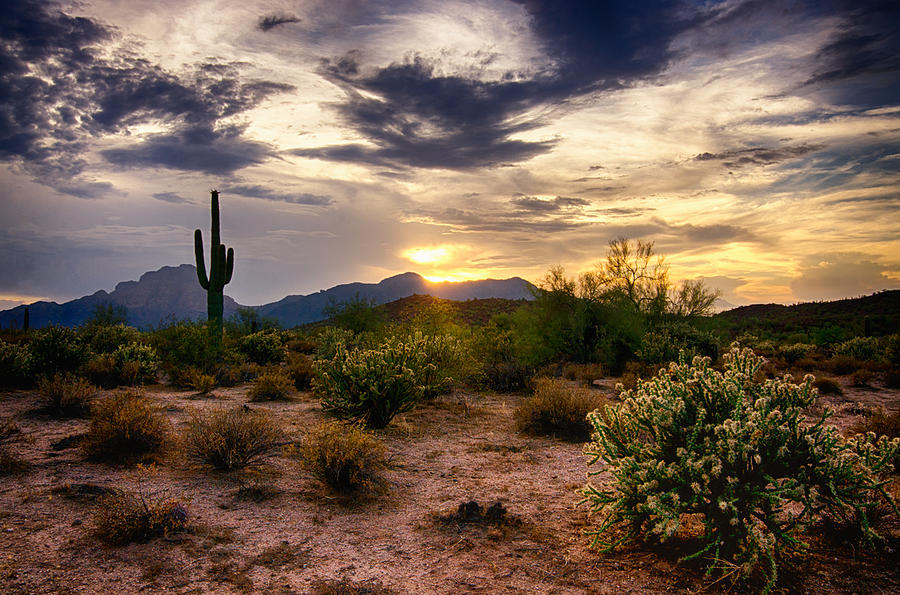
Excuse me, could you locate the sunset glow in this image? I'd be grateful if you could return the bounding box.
[0,1,897,307]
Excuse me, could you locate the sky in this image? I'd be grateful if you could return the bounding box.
[1,0,898,309]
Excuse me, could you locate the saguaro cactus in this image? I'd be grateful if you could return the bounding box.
[194,190,234,346]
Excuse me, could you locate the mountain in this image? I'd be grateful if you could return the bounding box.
[0,267,534,330]
[255,272,535,327]
[0,265,242,329]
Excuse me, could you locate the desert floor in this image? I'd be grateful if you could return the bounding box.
[1,377,898,594]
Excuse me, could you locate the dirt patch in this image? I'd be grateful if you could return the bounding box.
[0,382,897,593]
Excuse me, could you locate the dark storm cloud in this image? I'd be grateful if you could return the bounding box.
[258,13,301,32]
[0,1,294,195]
[102,125,274,174]
[223,184,332,206]
[302,0,695,170]
[694,144,825,168]
[802,1,900,106]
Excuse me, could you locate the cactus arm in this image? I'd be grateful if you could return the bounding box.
[194,229,210,289]
[225,247,234,284]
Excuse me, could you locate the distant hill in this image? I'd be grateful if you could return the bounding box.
[256,272,534,327]
[0,265,242,329]
[0,267,534,330]
[714,290,900,338]
[375,294,528,327]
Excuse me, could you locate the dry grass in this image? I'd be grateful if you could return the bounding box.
[514,377,608,442]
[299,421,389,496]
[184,406,284,472]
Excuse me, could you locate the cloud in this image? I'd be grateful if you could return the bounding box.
[694,144,825,168]
[791,253,900,302]
[0,1,295,192]
[299,0,699,170]
[102,125,275,174]
[152,192,189,204]
[510,195,589,212]
[258,13,301,32]
[223,184,332,206]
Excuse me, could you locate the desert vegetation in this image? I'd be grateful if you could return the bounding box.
[1,238,898,593]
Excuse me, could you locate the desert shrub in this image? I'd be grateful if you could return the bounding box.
[777,342,815,366]
[314,342,422,428]
[850,368,873,387]
[0,418,29,475]
[113,342,159,385]
[813,376,844,395]
[188,369,217,395]
[299,421,388,495]
[238,330,285,365]
[28,325,90,378]
[515,377,606,442]
[834,336,881,362]
[82,354,120,388]
[884,368,900,389]
[82,392,170,464]
[825,354,863,376]
[562,362,604,385]
[851,408,900,440]
[92,486,188,545]
[582,345,898,593]
[38,373,97,416]
[314,326,357,360]
[637,321,718,365]
[185,406,283,471]
[247,367,294,401]
[80,323,140,355]
[0,340,32,387]
[148,320,219,372]
[882,334,900,367]
[286,353,314,390]
[469,322,533,392]
[285,335,318,354]
[404,332,470,399]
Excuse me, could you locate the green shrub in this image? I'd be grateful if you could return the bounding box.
[92,487,188,545]
[82,354,120,388]
[113,342,159,385]
[286,353,314,390]
[238,330,285,365]
[0,340,32,387]
[80,323,140,354]
[82,392,170,464]
[185,406,284,471]
[247,368,294,401]
[834,336,881,362]
[28,325,89,378]
[314,326,356,360]
[777,342,816,366]
[515,377,607,442]
[582,345,898,593]
[637,321,718,365]
[313,342,422,429]
[148,320,219,373]
[404,332,470,399]
[299,421,388,495]
[38,373,97,417]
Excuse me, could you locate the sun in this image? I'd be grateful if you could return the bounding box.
[402,246,451,265]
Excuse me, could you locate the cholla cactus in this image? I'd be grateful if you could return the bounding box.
[582,344,898,593]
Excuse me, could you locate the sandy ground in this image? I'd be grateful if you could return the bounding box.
[0,376,897,594]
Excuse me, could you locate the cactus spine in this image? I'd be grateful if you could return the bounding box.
[194,190,234,347]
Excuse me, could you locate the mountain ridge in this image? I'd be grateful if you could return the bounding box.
[0,265,535,329]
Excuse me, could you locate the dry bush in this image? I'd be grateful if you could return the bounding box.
[286,353,314,391]
[852,408,900,439]
[515,377,607,442]
[299,421,388,495]
[82,391,170,464]
[92,486,188,545]
[850,368,874,387]
[247,367,293,401]
[826,355,864,376]
[188,369,217,395]
[0,418,29,475]
[813,376,844,396]
[185,406,284,472]
[38,373,97,417]
[562,362,604,385]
